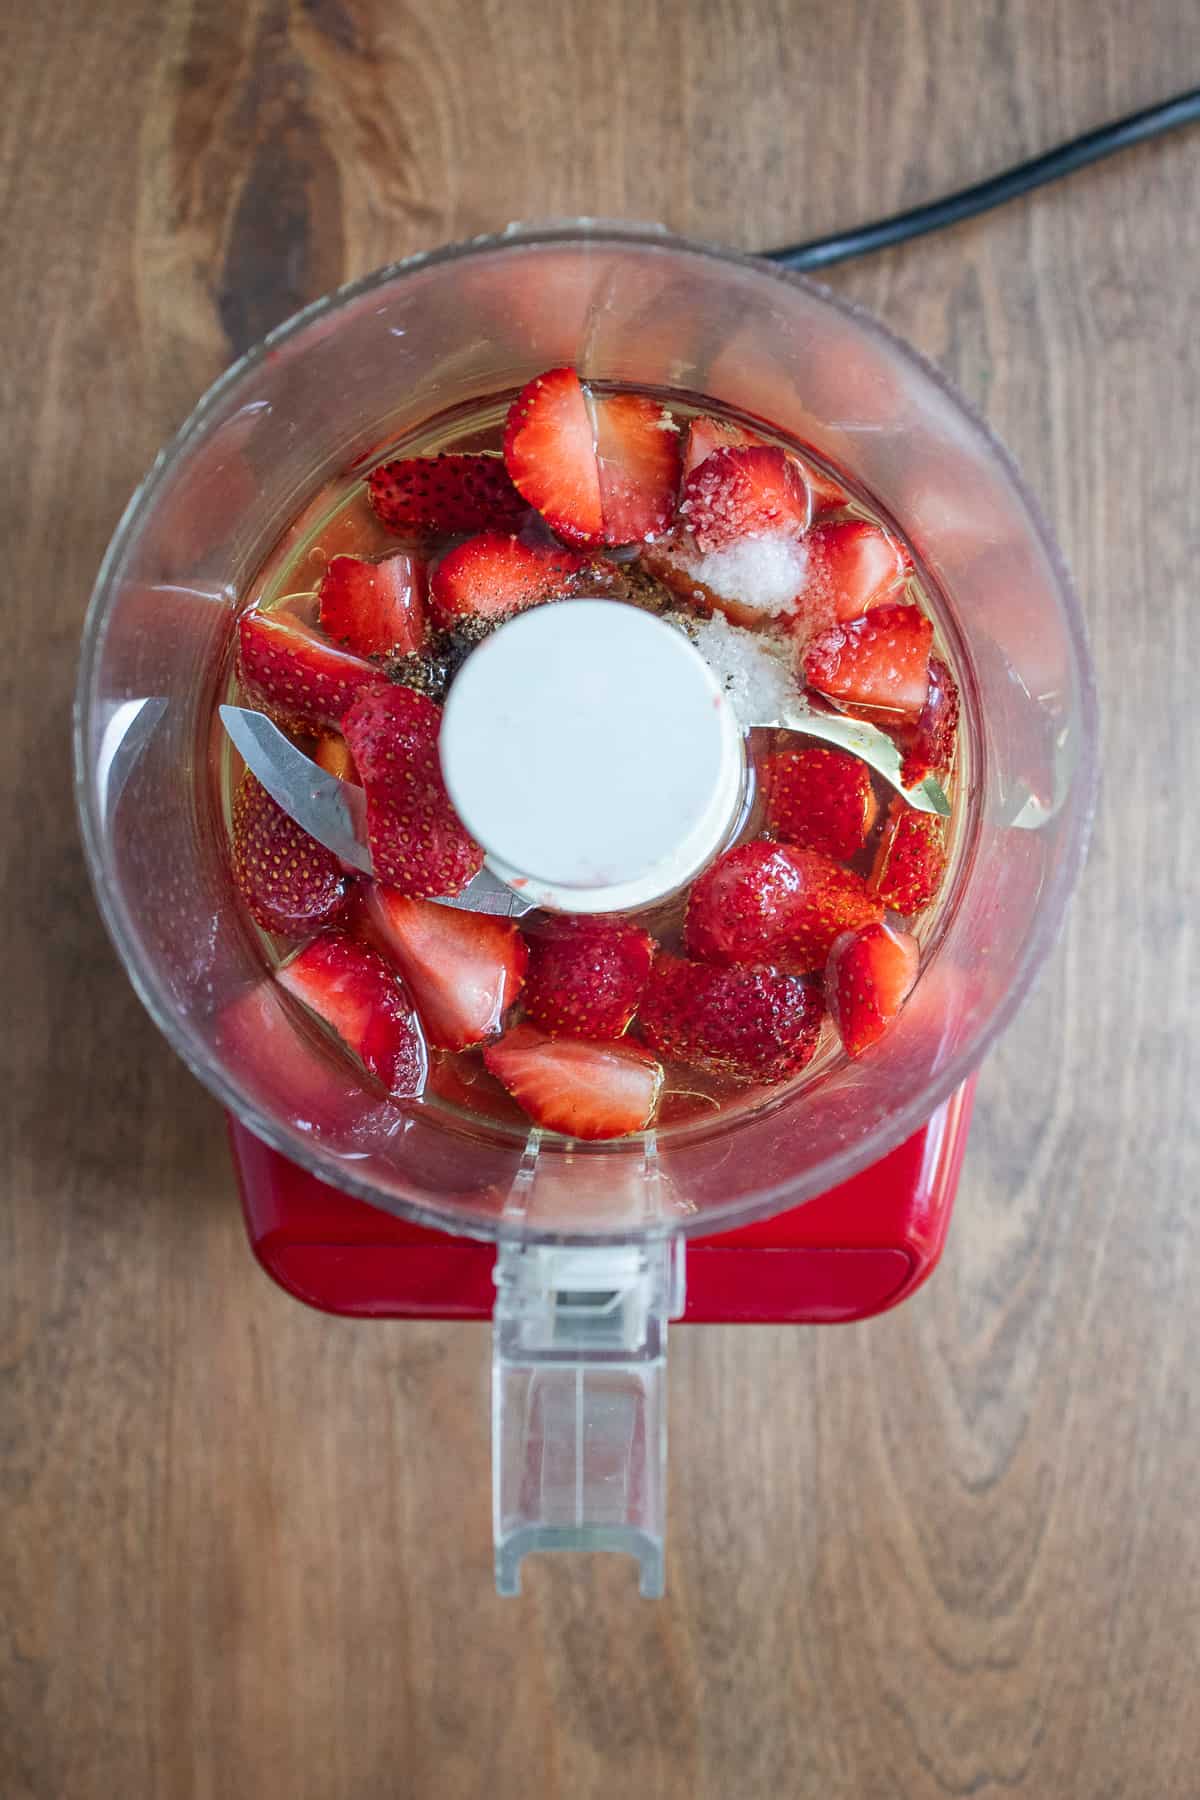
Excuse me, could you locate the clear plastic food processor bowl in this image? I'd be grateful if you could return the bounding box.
[74,225,1098,1593]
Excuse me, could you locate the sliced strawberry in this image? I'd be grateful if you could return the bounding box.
[341,684,483,898]
[484,1023,663,1140]
[797,519,908,632]
[313,733,359,783]
[318,552,427,658]
[366,453,526,536]
[503,367,680,546]
[681,415,766,478]
[428,532,591,628]
[231,771,350,937]
[591,391,681,542]
[685,840,882,975]
[763,746,879,861]
[825,920,919,1057]
[679,446,810,554]
[681,420,852,517]
[364,888,527,1051]
[522,918,656,1039]
[277,929,427,1094]
[802,603,933,717]
[237,609,378,730]
[503,367,603,544]
[639,955,824,1084]
[682,420,850,518]
[868,800,947,915]
[895,655,960,785]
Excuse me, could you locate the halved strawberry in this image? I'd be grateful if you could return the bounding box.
[763,746,879,861]
[237,609,378,730]
[680,416,766,479]
[522,918,656,1039]
[797,519,908,631]
[685,840,883,974]
[639,955,824,1084]
[825,920,919,1057]
[428,532,591,629]
[503,367,603,544]
[484,1023,663,1140]
[366,453,526,536]
[341,684,483,898]
[591,390,681,543]
[868,800,947,915]
[895,655,960,786]
[277,929,427,1094]
[678,445,811,554]
[231,771,350,937]
[681,421,852,517]
[802,603,933,716]
[503,367,679,546]
[364,888,527,1051]
[318,552,427,658]
[313,733,359,783]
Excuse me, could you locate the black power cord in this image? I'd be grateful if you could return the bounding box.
[765,86,1200,271]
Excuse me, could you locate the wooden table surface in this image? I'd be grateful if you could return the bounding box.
[4,2,1199,1795]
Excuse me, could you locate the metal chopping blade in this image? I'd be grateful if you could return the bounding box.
[218,706,534,916]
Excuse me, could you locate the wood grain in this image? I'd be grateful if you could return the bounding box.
[2,2,1199,1795]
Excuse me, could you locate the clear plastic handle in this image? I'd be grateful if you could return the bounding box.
[492,1232,685,1597]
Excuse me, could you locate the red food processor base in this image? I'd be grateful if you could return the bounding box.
[230,1076,974,1325]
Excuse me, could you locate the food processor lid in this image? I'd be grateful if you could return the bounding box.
[438,599,745,913]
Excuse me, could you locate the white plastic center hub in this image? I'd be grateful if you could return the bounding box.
[439,599,745,914]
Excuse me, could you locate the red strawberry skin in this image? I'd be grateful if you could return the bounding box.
[503,367,604,545]
[802,603,933,716]
[341,684,483,898]
[364,887,527,1051]
[896,655,960,786]
[763,747,879,861]
[522,918,656,1039]
[277,929,427,1095]
[366,453,526,536]
[484,1023,663,1140]
[231,771,350,937]
[868,801,947,915]
[318,552,427,658]
[591,391,680,543]
[825,920,919,1057]
[428,532,591,627]
[685,840,883,975]
[679,445,811,553]
[238,610,378,730]
[802,519,909,625]
[639,954,824,1084]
